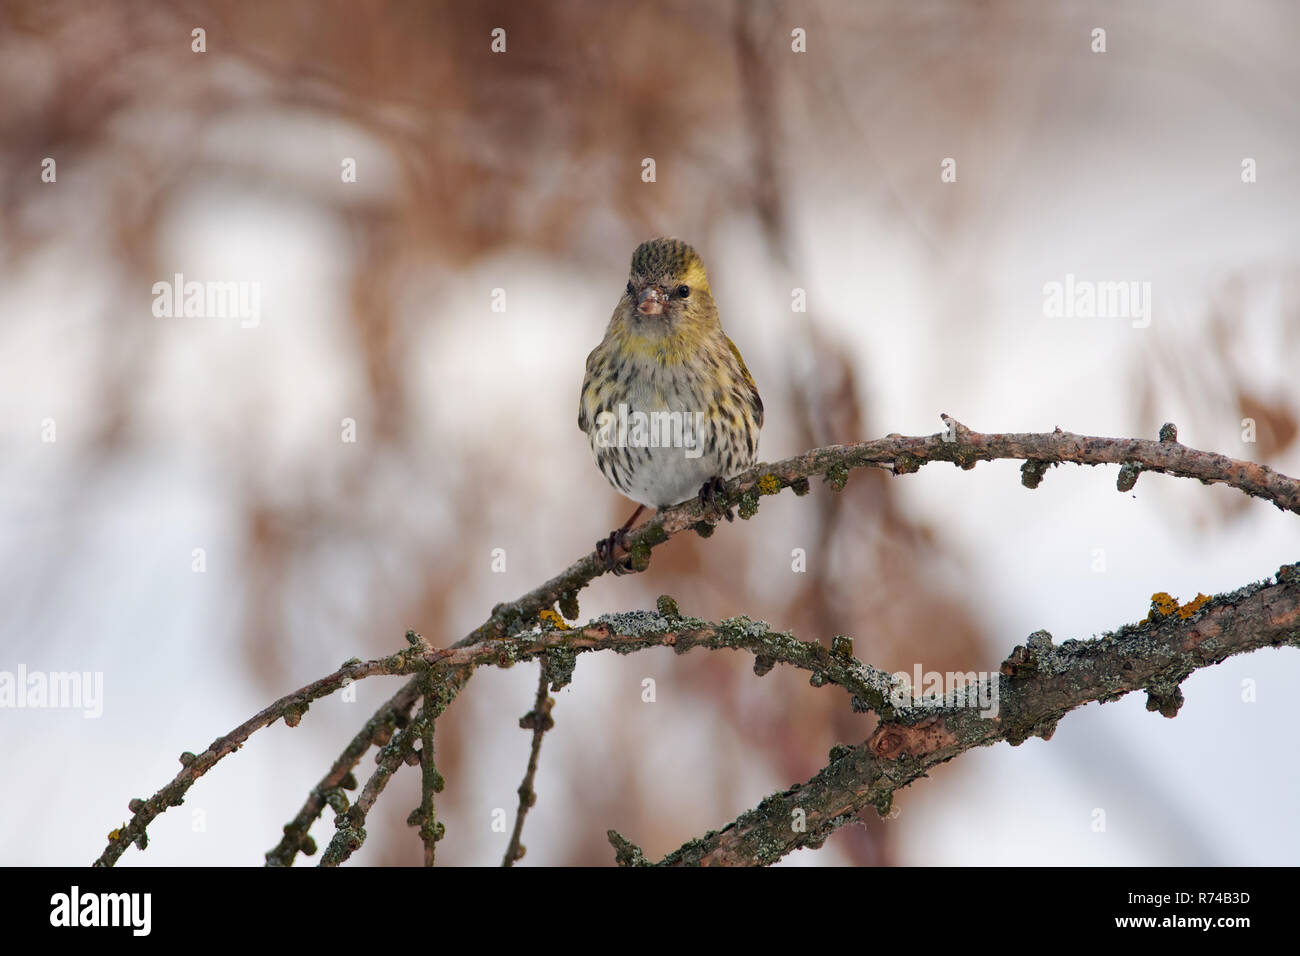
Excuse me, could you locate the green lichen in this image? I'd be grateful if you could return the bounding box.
[893,453,920,475]
[283,701,309,727]
[1020,459,1049,489]
[625,524,666,571]
[638,524,668,547]
[717,615,775,647]
[546,646,577,690]
[1145,679,1186,719]
[1002,630,1070,679]
[321,827,365,866]
[495,642,522,669]
[737,491,760,520]
[608,829,650,867]
[1117,462,1141,492]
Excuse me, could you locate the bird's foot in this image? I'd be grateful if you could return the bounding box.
[595,503,648,575]
[698,475,734,522]
[596,528,636,575]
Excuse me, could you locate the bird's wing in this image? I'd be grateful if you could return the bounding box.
[726,335,764,429]
[578,342,602,433]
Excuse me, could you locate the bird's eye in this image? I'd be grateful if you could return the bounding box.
[626,280,635,296]
[677,285,690,298]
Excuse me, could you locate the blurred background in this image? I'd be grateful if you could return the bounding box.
[2,0,1298,866]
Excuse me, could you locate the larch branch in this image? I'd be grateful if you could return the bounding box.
[91,418,1300,866]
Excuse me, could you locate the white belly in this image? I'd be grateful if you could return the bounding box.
[587,405,754,508]
[620,444,725,508]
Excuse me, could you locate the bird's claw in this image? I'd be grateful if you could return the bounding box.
[596,528,635,575]
[698,475,733,522]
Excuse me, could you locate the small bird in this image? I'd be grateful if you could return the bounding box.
[579,237,763,571]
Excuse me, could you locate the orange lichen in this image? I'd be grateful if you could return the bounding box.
[757,473,781,495]
[538,609,571,630]
[1146,592,1179,621]
[1144,591,1210,623]
[1176,593,1211,619]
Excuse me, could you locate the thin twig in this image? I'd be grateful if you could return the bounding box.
[319,704,423,867]
[413,631,444,867]
[265,679,422,866]
[502,659,557,866]
[416,701,442,867]
[96,653,423,867]
[319,669,470,867]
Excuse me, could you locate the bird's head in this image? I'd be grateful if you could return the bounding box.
[620,237,716,333]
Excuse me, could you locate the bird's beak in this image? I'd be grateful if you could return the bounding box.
[636,286,664,316]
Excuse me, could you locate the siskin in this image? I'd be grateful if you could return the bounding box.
[579,237,763,570]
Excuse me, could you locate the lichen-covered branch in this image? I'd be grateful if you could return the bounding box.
[266,679,420,867]
[319,666,469,867]
[92,419,1300,866]
[319,702,424,866]
[641,564,1300,866]
[462,417,1300,649]
[412,631,447,867]
[415,705,442,867]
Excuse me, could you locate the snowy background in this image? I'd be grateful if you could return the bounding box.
[1,0,1297,865]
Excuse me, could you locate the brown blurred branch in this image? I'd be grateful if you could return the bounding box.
[92,418,1300,866]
